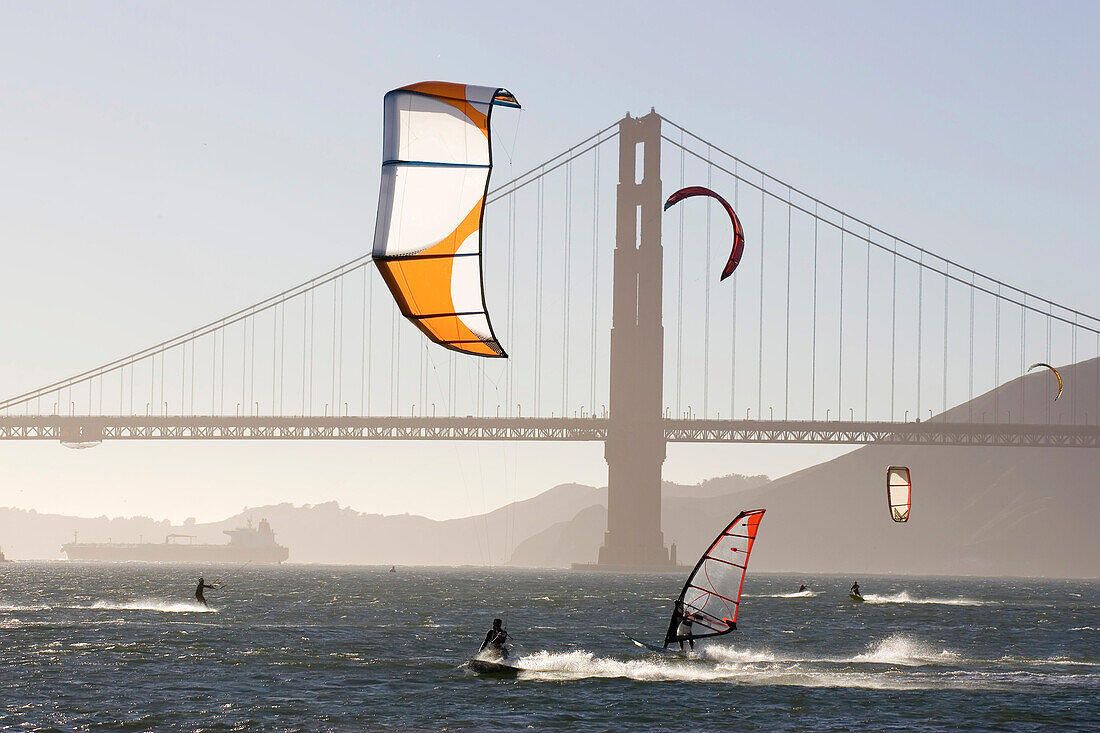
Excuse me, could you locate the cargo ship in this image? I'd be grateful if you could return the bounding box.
[61,518,289,564]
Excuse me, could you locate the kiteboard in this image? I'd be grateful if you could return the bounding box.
[849,593,865,603]
[467,658,521,677]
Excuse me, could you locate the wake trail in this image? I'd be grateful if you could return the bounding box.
[860,591,988,606]
[75,599,217,613]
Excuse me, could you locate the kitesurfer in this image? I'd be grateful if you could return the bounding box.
[798,584,807,593]
[194,577,217,607]
[850,581,861,597]
[479,618,509,660]
[389,566,396,573]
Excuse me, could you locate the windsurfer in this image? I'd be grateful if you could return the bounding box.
[850,581,861,597]
[798,584,807,593]
[194,577,217,607]
[673,601,696,651]
[479,618,509,660]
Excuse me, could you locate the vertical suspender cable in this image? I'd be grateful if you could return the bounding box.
[338,279,344,413]
[994,284,1001,420]
[811,203,819,419]
[534,174,544,415]
[280,300,286,416]
[389,296,397,415]
[563,158,572,416]
[504,193,512,416]
[242,320,248,415]
[309,290,316,415]
[221,327,227,415]
[968,273,975,421]
[1046,304,1052,424]
[1020,299,1026,422]
[943,264,949,420]
[838,219,845,420]
[703,147,712,417]
[360,269,367,415]
[864,226,871,420]
[890,238,897,421]
[917,252,923,420]
[1072,314,1078,424]
[590,143,599,414]
[394,298,401,414]
[757,174,765,419]
[783,188,792,419]
[676,131,685,416]
[302,295,308,415]
[332,281,339,412]
[731,162,739,418]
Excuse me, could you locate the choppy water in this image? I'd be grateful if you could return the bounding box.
[1,564,1097,730]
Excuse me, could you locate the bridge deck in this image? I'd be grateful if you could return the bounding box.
[1,416,1097,447]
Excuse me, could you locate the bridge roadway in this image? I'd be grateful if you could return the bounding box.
[0,416,1097,448]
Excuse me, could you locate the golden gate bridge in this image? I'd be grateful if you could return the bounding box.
[2,111,1097,567]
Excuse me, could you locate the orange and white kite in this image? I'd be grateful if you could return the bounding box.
[372,82,520,357]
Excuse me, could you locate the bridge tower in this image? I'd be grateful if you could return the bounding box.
[594,111,672,568]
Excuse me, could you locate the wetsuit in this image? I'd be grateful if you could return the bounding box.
[195,578,217,606]
[851,582,861,597]
[479,627,509,659]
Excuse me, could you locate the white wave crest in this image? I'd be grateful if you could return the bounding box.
[861,591,986,606]
[772,590,816,598]
[849,634,960,666]
[0,603,52,612]
[702,645,780,665]
[516,650,720,682]
[514,648,953,690]
[83,599,217,613]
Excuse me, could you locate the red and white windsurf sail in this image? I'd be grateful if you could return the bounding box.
[887,466,912,523]
[663,509,765,648]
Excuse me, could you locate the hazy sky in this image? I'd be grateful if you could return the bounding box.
[1,1,1097,522]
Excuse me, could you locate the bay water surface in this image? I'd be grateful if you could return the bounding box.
[2,564,1097,730]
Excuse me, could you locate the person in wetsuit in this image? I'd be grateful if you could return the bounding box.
[479,618,509,659]
[798,584,807,593]
[195,577,217,606]
[850,581,861,597]
[669,600,696,652]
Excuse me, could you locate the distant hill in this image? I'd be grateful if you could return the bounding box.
[0,474,766,565]
[508,358,1100,578]
[0,482,605,565]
